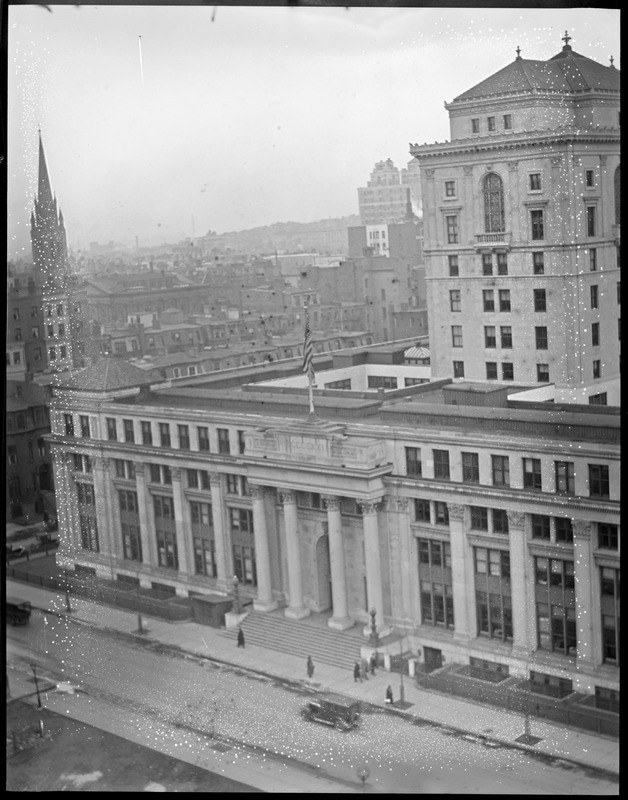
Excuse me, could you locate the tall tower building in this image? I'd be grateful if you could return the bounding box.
[410,35,620,404]
[30,132,80,371]
[357,159,412,226]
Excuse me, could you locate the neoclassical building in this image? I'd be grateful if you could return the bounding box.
[47,353,619,701]
[410,35,620,404]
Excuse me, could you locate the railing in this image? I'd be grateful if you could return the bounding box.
[414,667,618,738]
[475,232,511,246]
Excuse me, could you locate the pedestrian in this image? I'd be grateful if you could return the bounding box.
[370,652,377,676]
[361,658,369,681]
[237,627,245,648]
[306,656,314,678]
[385,684,393,705]
[353,661,362,682]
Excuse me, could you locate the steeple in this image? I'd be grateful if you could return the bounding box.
[37,129,54,211]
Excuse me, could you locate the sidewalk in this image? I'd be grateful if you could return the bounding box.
[7,579,619,780]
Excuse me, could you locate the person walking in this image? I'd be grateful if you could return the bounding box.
[361,658,369,681]
[370,652,377,676]
[385,684,394,705]
[237,628,245,648]
[353,661,362,682]
[306,656,314,678]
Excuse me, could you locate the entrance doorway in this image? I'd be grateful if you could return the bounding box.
[315,534,332,611]
[423,646,443,673]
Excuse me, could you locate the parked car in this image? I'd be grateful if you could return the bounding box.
[300,692,361,731]
[6,598,32,626]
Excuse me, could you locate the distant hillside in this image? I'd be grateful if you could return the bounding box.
[218,215,361,238]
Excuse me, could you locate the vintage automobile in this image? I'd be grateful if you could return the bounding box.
[300,692,361,731]
[6,598,32,626]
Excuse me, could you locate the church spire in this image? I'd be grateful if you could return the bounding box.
[37,129,55,211]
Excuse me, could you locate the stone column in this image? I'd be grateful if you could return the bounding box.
[134,462,157,569]
[52,449,76,564]
[359,499,388,636]
[322,495,352,630]
[250,484,277,611]
[507,511,535,657]
[280,489,309,619]
[572,519,595,669]
[171,467,192,577]
[92,457,115,564]
[448,503,473,643]
[209,472,230,590]
[392,495,414,624]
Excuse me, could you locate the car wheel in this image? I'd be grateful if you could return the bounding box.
[334,719,347,731]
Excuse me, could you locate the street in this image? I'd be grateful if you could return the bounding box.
[7,610,619,794]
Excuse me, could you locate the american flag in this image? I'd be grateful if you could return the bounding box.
[302,309,315,383]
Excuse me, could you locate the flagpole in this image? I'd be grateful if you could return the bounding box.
[303,304,316,417]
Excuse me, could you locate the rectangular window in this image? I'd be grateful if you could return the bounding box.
[434,502,449,524]
[470,506,489,531]
[106,418,117,441]
[588,464,609,498]
[484,326,496,348]
[414,498,430,522]
[554,518,573,543]
[531,514,551,540]
[486,361,498,380]
[535,326,548,350]
[187,469,199,489]
[162,465,172,485]
[593,359,601,379]
[121,419,134,443]
[471,118,479,133]
[79,415,91,438]
[592,322,600,347]
[503,114,512,130]
[532,252,545,274]
[590,285,598,309]
[198,426,210,451]
[585,169,594,187]
[238,430,246,454]
[218,428,231,454]
[491,455,510,487]
[448,255,459,276]
[453,360,465,378]
[529,173,542,191]
[462,452,480,483]
[449,290,461,312]
[589,392,608,406]
[64,413,74,436]
[537,363,550,382]
[482,253,493,276]
[586,206,596,237]
[492,509,509,534]
[499,290,511,312]
[159,423,171,448]
[451,325,463,347]
[589,248,597,271]
[433,450,450,481]
[598,523,618,550]
[405,447,422,477]
[444,180,456,197]
[487,116,495,131]
[150,464,161,484]
[501,362,514,381]
[530,209,544,240]
[141,421,153,446]
[555,462,575,494]
[445,215,459,244]
[178,424,190,450]
[500,326,512,348]
[523,458,542,491]
[483,289,495,312]
[496,252,508,275]
[534,289,547,312]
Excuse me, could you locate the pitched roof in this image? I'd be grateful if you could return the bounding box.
[453,48,619,102]
[58,356,162,392]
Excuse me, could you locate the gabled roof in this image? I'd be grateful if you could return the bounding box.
[58,356,162,392]
[453,47,619,102]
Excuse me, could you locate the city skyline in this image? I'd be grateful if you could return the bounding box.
[7,4,621,256]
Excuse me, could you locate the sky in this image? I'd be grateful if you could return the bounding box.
[6,2,621,256]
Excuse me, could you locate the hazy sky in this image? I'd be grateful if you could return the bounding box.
[7,3,621,255]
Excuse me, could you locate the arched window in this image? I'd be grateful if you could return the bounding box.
[614,166,620,226]
[483,173,505,233]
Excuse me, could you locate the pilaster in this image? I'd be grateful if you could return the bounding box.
[250,484,278,611]
[279,489,309,619]
[448,503,473,643]
[322,494,352,630]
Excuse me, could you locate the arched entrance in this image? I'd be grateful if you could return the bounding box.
[315,533,332,611]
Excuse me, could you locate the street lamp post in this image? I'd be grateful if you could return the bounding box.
[64,572,72,613]
[232,575,241,614]
[356,765,370,793]
[369,608,379,647]
[30,663,42,709]
[398,635,405,704]
[136,578,145,634]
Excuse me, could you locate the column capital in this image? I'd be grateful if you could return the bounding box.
[358,498,384,515]
[279,489,296,505]
[572,519,593,540]
[392,495,409,512]
[208,471,222,486]
[133,461,146,477]
[249,483,266,500]
[170,466,182,481]
[507,510,526,528]
[322,495,340,510]
[448,503,465,521]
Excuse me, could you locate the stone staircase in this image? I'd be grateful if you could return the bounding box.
[219,608,368,670]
